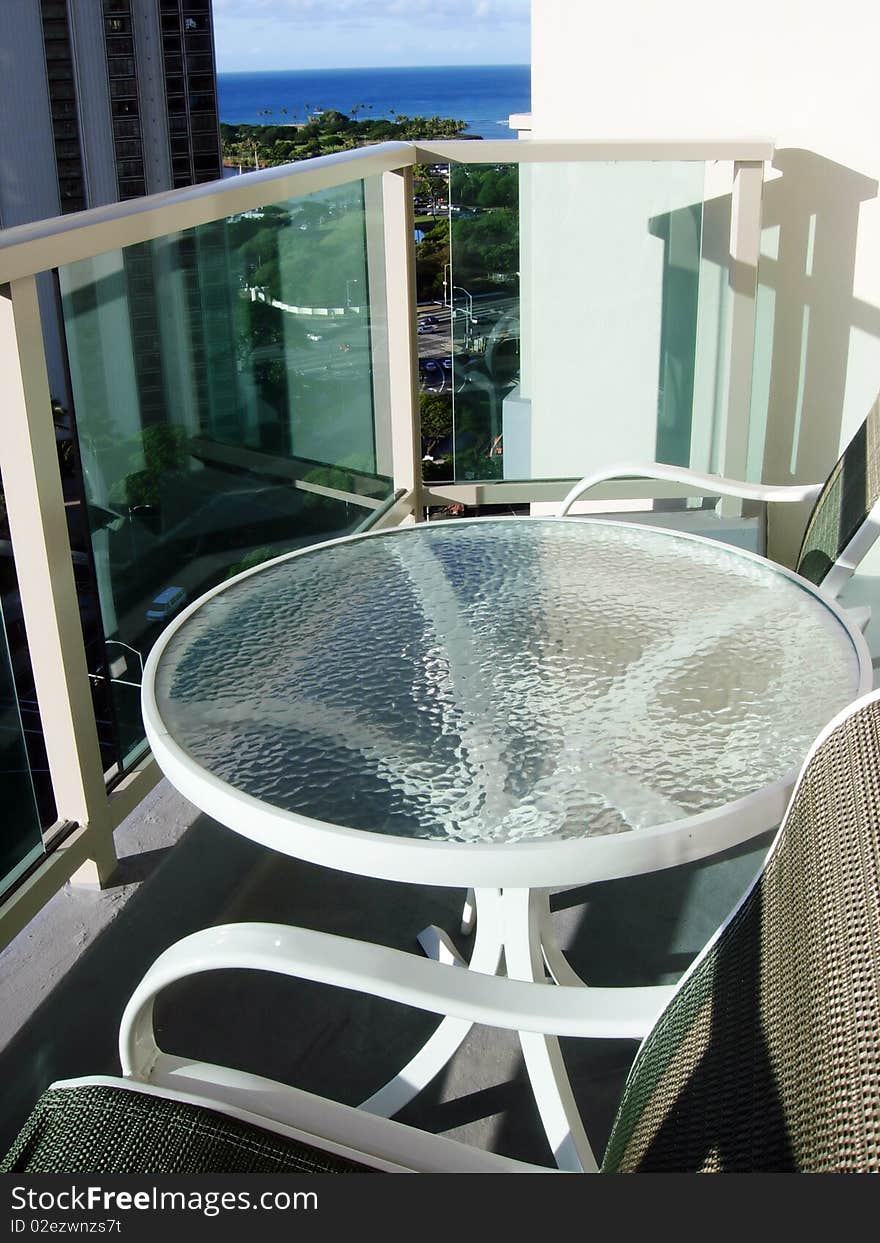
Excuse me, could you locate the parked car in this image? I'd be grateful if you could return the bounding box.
[417,323,436,334]
[146,585,187,622]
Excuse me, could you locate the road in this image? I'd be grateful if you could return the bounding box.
[416,296,519,393]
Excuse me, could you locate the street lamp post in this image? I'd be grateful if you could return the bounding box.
[452,285,475,347]
[345,278,358,309]
[442,263,451,307]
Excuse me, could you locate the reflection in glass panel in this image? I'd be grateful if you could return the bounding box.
[423,161,714,485]
[0,596,43,899]
[414,164,521,485]
[515,161,707,483]
[59,178,392,767]
[448,163,519,482]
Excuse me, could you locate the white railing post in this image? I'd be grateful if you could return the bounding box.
[717,159,765,515]
[0,278,116,884]
[381,166,423,520]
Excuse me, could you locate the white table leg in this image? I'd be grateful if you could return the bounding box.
[417,924,467,966]
[461,888,476,935]
[534,890,587,987]
[359,887,504,1117]
[501,887,599,1172]
[416,886,478,963]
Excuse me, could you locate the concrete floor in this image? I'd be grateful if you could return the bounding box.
[0,777,773,1169]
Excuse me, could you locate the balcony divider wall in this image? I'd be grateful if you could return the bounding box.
[0,138,771,945]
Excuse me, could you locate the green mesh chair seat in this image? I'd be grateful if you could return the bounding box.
[0,1083,375,1175]
[796,390,880,589]
[601,692,880,1173]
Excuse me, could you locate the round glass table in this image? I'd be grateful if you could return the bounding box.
[142,517,872,1169]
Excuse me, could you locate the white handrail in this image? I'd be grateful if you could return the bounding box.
[0,137,773,283]
[414,138,774,164]
[0,142,416,282]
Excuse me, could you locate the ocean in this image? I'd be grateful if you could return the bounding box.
[217,64,530,140]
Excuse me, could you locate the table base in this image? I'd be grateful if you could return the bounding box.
[359,886,641,1172]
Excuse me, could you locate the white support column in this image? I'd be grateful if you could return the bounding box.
[381,167,423,520]
[717,160,765,516]
[0,278,116,884]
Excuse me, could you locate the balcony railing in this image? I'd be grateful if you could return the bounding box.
[0,136,773,943]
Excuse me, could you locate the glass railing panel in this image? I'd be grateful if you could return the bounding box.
[0,591,44,899]
[423,160,717,487]
[58,176,393,769]
[414,162,519,484]
[519,160,707,483]
[448,163,519,481]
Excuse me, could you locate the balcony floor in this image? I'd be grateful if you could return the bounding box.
[0,783,772,1169]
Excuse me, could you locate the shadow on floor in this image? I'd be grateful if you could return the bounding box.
[0,815,773,1168]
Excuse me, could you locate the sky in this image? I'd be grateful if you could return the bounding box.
[211,0,530,73]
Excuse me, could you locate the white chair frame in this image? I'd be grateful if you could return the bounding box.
[37,687,880,1174]
[556,460,880,607]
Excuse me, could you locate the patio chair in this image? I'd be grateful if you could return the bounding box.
[557,388,880,604]
[4,686,880,1173]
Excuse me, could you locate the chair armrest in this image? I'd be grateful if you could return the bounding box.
[842,605,872,634]
[556,463,822,518]
[120,922,674,1080]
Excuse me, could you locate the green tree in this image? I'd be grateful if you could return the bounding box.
[419,393,453,454]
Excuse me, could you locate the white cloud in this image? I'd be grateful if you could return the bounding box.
[212,0,530,71]
[215,0,528,20]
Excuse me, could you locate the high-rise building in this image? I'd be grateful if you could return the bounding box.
[0,0,223,230]
[0,0,226,822]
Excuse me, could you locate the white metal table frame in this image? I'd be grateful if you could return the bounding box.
[141,517,873,1171]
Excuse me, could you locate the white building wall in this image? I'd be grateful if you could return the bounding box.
[528,0,880,568]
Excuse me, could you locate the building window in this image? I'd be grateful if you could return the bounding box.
[159,0,222,189]
[40,0,86,214]
[191,132,218,153]
[109,76,137,99]
[182,33,212,53]
[101,0,146,200]
[188,91,215,112]
[185,52,214,73]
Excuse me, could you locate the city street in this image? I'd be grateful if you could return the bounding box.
[416,295,519,392]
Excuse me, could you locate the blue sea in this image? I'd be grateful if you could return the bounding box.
[217,65,530,140]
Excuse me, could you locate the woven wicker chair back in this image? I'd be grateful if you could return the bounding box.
[796,391,880,586]
[602,693,880,1172]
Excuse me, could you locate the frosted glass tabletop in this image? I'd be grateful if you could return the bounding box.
[149,518,865,854]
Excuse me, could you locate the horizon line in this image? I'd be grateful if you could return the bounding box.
[217,63,530,75]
